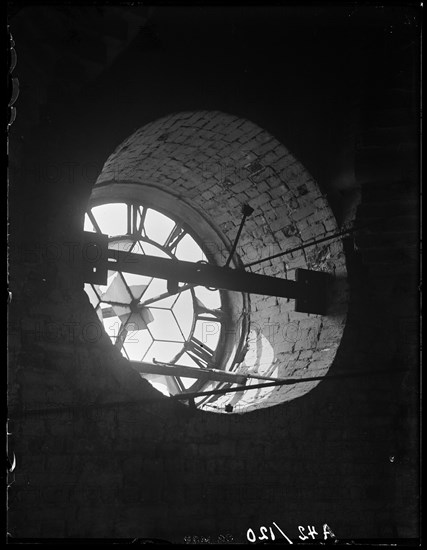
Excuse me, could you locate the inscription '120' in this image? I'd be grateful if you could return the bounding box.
[246,522,336,543]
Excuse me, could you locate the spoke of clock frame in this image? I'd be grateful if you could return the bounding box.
[127,203,144,237]
[164,224,186,254]
[87,210,102,234]
[167,375,182,396]
[118,270,137,303]
[194,298,224,322]
[175,377,186,392]
[185,336,216,369]
[171,309,187,342]
[114,312,133,350]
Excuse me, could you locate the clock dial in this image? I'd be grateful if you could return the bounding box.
[84,201,227,397]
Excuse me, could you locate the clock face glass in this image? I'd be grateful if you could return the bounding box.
[83,201,225,396]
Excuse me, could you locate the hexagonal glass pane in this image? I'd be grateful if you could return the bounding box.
[172,290,194,340]
[123,330,153,361]
[148,308,185,342]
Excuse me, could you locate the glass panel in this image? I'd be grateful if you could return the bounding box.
[177,352,202,369]
[102,315,122,343]
[180,376,198,389]
[114,305,132,319]
[149,380,170,396]
[84,202,230,404]
[194,287,221,310]
[121,272,150,299]
[123,330,153,361]
[172,290,194,340]
[84,214,95,232]
[96,270,118,295]
[109,239,135,254]
[142,374,180,396]
[91,203,127,236]
[143,341,183,364]
[194,320,221,348]
[139,241,171,258]
[175,234,206,262]
[148,309,185,342]
[139,277,176,308]
[131,241,145,255]
[102,273,132,304]
[145,209,175,246]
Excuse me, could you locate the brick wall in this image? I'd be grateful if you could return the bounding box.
[8,6,419,543]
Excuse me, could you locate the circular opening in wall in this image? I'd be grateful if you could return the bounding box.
[85,111,349,414]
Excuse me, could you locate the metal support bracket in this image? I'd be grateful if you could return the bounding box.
[294,268,331,315]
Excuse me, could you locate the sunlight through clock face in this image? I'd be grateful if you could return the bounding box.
[83,202,225,397]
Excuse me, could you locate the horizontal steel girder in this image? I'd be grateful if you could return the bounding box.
[105,250,331,314]
[108,250,301,299]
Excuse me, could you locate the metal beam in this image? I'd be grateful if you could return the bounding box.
[108,250,300,299]
[129,360,248,384]
[106,250,331,313]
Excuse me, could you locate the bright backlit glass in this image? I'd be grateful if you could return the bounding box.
[84,202,224,396]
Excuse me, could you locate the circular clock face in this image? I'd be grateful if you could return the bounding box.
[83,201,228,397]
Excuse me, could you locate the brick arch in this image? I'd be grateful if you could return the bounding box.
[94,110,348,412]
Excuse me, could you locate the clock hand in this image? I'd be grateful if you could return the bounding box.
[113,311,133,350]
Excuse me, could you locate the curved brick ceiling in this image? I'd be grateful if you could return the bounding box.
[94,111,348,412]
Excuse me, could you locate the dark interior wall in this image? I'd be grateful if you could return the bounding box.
[7,5,420,542]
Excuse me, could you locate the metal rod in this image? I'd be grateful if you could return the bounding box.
[243,217,397,268]
[224,204,253,267]
[165,366,409,401]
[150,359,293,383]
[244,226,354,268]
[130,359,248,384]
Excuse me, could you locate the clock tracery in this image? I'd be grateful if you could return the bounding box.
[83,201,230,396]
